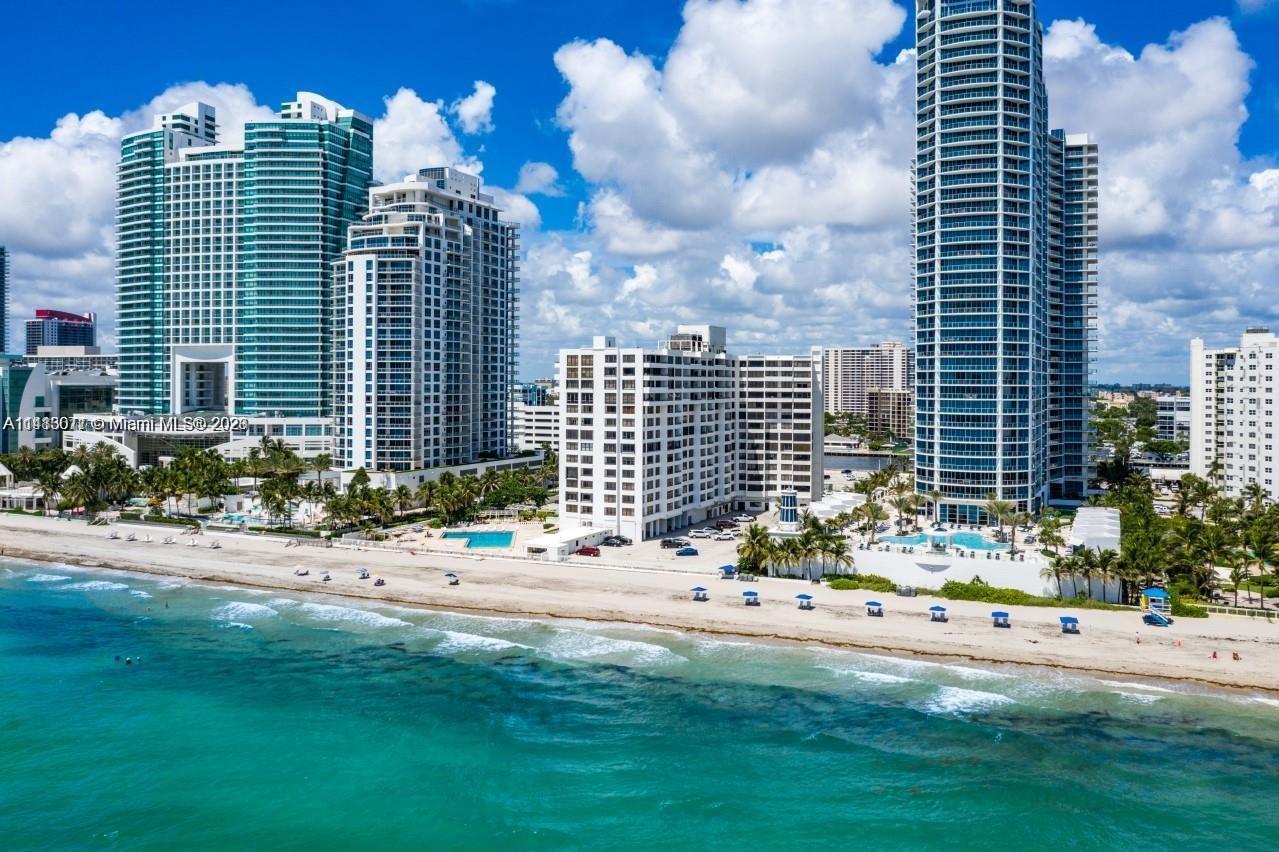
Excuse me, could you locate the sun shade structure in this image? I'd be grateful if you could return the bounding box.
[929,605,948,623]
[795,593,814,610]
[742,590,760,606]
[865,601,884,616]
[992,611,1011,628]
[691,586,709,602]
[1059,616,1080,634]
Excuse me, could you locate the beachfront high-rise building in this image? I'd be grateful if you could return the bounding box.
[1190,329,1279,501]
[25,309,96,356]
[115,93,373,420]
[0,247,9,354]
[913,0,1097,522]
[333,169,519,472]
[822,342,913,416]
[557,326,822,542]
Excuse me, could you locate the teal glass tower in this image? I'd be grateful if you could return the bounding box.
[913,0,1097,522]
[115,93,373,419]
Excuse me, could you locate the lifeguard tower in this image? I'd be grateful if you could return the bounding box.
[1140,588,1173,626]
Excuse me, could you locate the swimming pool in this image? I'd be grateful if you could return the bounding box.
[882,534,927,546]
[880,532,1008,551]
[442,531,515,549]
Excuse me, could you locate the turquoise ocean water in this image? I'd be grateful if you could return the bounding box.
[2,560,1278,849]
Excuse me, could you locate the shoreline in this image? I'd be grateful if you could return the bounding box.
[3,513,1278,694]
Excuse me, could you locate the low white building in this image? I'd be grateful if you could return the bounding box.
[1191,328,1279,500]
[557,325,822,541]
[513,401,559,452]
[1068,506,1121,552]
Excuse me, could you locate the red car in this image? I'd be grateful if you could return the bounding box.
[575,546,601,557]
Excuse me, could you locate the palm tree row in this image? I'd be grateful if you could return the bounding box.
[736,516,853,580]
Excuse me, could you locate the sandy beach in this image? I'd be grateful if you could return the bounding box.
[3,512,1277,692]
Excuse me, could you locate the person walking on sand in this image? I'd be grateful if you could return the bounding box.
[1135,632,1141,645]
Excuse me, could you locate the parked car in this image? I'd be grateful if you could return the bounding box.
[732,514,755,523]
[715,519,739,530]
[575,546,601,557]
[689,528,715,538]
[713,532,736,541]
[661,538,691,549]
[602,536,632,546]
[675,547,699,556]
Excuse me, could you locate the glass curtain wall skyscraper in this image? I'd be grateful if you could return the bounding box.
[913,0,1097,523]
[333,168,520,471]
[0,246,9,354]
[115,93,373,419]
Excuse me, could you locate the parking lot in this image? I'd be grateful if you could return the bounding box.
[559,512,777,575]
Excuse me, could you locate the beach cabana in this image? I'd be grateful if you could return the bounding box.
[929,605,948,623]
[796,593,814,611]
[742,590,760,607]
[1059,616,1080,635]
[691,586,709,602]
[719,564,737,579]
[444,572,460,586]
[865,601,884,617]
[991,611,1011,629]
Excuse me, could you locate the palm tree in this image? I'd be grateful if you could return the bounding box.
[779,537,805,579]
[1042,553,1071,599]
[821,531,853,578]
[347,467,370,495]
[1076,548,1099,601]
[1094,548,1121,603]
[1228,560,1248,608]
[890,495,916,533]
[983,494,1014,538]
[737,524,772,575]
[1038,510,1066,557]
[928,488,943,525]
[393,485,413,517]
[1244,519,1277,611]
[415,480,439,515]
[35,473,62,515]
[309,452,332,492]
[861,501,889,544]
[1006,510,1033,555]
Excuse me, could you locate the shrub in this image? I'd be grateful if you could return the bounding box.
[1170,590,1208,618]
[935,580,1131,611]
[826,574,896,593]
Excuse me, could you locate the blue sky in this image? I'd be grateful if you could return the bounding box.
[2,0,1278,382]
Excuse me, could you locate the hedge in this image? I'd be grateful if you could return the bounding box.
[826,574,897,593]
[935,579,1131,611]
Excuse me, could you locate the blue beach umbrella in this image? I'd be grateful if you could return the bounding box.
[742,590,758,597]
[991,611,1010,619]
[1059,616,1079,624]
[444,573,458,578]
[865,601,882,608]
[796,594,813,600]
[929,605,947,612]
[691,586,708,593]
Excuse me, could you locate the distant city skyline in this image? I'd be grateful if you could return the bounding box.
[2,0,1278,383]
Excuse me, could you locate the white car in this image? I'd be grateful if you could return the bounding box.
[732,515,754,523]
[714,532,736,541]
[689,529,714,538]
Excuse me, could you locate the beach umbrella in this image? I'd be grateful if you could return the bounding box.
[742,590,758,597]
[865,601,882,607]
[796,594,813,600]
[444,573,458,578]
[719,565,736,572]
[929,605,947,612]
[991,611,1010,619]
[691,586,708,592]
[1059,616,1079,624]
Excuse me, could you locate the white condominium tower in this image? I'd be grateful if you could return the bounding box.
[557,326,822,542]
[1190,329,1279,501]
[115,93,373,420]
[822,342,913,415]
[913,0,1098,523]
[334,169,520,472]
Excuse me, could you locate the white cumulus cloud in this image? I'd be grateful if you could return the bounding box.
[450,80,497,134]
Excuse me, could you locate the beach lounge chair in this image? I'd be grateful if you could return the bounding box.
[1059,616,1080,635]
[126,533,136,542]
[209,540,222,549]
[691,586,709,602]
[796,594,814,611]
[107,531,119,540]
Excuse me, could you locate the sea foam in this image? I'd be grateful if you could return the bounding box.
[539,629,686,666]
[58,581,129,592]
[296,602,412,630]
[213,602,279,622]
[26,574,72,583]
[924,686,1017,715]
